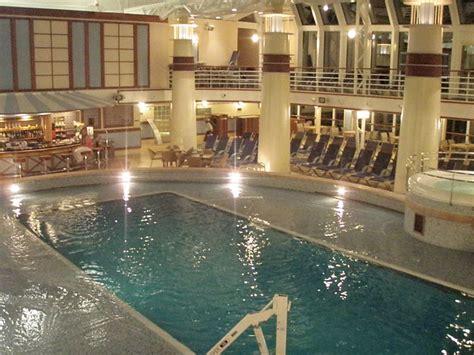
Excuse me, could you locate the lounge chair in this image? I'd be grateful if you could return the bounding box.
[345,143,395,183]
[313,137,356,177]
[328,146,375,180]
[301,137,344,174]
[229,139,257,167]
[292,138,329,171]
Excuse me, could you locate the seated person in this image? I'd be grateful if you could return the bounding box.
[72,146,93,165]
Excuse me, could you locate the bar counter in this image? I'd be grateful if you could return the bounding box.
[0,143,81,176]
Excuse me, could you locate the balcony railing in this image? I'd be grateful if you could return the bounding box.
[169,66,474,103]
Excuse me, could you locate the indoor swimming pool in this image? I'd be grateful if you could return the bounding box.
[18,191,473,354]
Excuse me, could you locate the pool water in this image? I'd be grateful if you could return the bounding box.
[20,193,473,354]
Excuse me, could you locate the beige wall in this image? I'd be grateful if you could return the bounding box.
[209,102,260,116]
[196,19,238,66]
[149,22,171,89]
[151,17,300,85]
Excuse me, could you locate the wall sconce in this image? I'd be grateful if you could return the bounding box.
[251,34,259,43]
[235,101,244,111]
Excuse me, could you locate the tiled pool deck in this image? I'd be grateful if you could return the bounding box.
[0,169,472,353]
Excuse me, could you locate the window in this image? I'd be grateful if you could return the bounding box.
[302,31,318,67]
[398,32,409,68]
[323,31,340,69]
[394,0,411,24]
[457,0,474,24]
[347,37,355,70]
[369,0,391,24]
[442,32,453,74]
[461,45,474,70]
[371,32,391,68]
[442,5,452,24]
[319,4,339,25]
[342,3,356,25]
[33,20,70,89]
[104,23,135,88]
[296,3,316,25]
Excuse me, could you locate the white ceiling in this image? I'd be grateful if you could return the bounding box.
[0,0,266,19]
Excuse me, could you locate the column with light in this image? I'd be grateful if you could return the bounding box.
[394,0,450,193]
[258,0,292,173]
[169,8,197,149]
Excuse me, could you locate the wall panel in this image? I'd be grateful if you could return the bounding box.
[15,19,32,90]
[0,19,13,90]
[72,22,86,88]
[136,24,149,87]
[88,22,102,88]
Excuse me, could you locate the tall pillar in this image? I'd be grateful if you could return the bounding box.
[394,24,443,193]
[258,7,291,173]
[170,10,197,150]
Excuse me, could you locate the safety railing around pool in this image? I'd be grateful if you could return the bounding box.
[406,152,474,206]
[207,294,291,355]
[169,67,474,103]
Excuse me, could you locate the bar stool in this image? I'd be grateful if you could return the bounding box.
[39,155,52,174]
[12,157,27,178]
[60,153,74,172]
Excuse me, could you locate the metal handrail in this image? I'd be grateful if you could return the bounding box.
[169,66,474,103]
[406,151,474,192]
[207,294,291,355]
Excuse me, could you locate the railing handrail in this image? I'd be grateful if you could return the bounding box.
[170,67,474,103]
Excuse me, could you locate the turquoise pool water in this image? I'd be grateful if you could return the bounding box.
[20,192,473,354]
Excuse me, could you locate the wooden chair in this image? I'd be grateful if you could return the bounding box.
[162,150,178,167]
[187,156,204,167]
[148,148,162,168]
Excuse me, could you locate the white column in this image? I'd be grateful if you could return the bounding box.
[394,25,443,193]
[171,39,197,150]
[314,106,322,135]
[258,32,290,173]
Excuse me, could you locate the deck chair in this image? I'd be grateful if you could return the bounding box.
[204,134,218,150]
[314,137,356,177]
[301,138,343,174]
[229,139,257,167]
[328,146,375,179]
[214,136,229,155]
[346,144,395,182]
[290,135,303,156]
[299,132,316,153]
[293,139,329,171]
[367,157,397,189]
